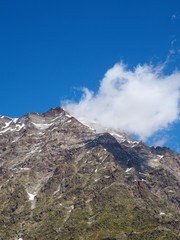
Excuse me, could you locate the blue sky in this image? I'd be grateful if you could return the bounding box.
[0,0,180,152]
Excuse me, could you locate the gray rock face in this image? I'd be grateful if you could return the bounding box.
[0,107,179,240]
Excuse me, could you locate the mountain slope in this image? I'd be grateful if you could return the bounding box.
[0,107,179,240]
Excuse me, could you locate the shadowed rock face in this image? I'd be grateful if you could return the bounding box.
[0,107,180,240]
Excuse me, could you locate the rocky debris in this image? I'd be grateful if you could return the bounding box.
[0,107,179,239]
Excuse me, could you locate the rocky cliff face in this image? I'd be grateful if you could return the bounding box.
[0,107,179,240]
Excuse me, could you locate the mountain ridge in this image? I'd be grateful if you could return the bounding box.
[0,107,179,239]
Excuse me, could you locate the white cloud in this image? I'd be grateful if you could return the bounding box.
[63,62,180,140]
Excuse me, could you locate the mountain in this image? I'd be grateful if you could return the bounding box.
[0,107,179,240]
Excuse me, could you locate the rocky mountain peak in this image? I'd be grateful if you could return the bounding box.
[0,107,179,239]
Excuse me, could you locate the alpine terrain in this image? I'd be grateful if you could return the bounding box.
[0,107,179,240]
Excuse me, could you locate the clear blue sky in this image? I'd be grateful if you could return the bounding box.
[0,0,180,152]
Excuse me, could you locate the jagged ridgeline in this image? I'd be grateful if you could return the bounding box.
[0,107,179,240]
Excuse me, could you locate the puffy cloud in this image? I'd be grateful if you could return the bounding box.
[63,62,180,140]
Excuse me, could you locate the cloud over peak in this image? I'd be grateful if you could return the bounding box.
[63,62,180,140]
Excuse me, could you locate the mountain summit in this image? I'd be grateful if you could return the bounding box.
[0,107,179,240]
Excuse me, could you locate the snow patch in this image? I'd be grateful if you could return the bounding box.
[0,121,25,133]
[68,205,74,213]
[53,185,60,195]
[32,122,53,130]
[51,114,63,122]
[12,118,19,123]
[0,127,11,133]
[20,167,30,171]
[2,120,12,129]
[94,178,100,182]
[38,132,45,135]
[110,132,126,142]
[15,123,25,131]
[168,190,174,193]
[125,168,133,173]
[65,113,71,118]
[27,192,36,201]
[160,212,165,216]
[128,140,139,147]
[66,119,72,123]
[104,175,110,178]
